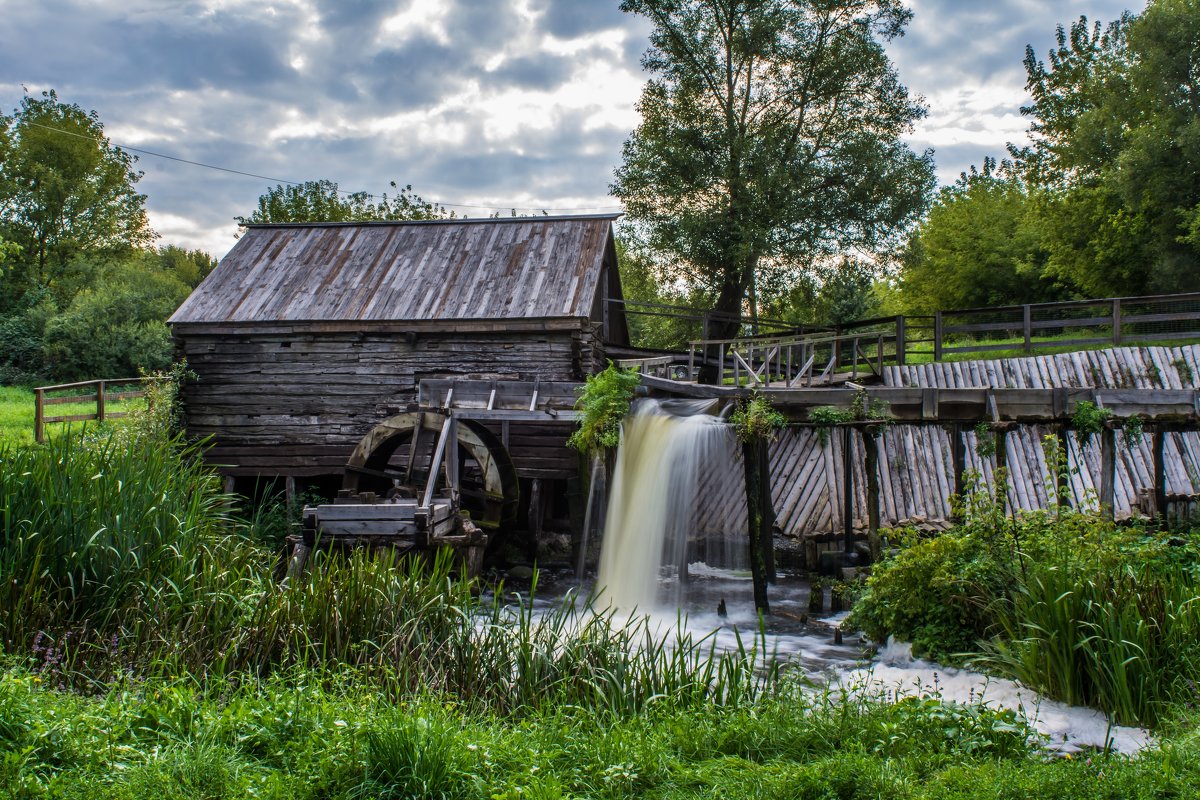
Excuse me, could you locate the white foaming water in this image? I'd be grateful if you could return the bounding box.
[837,639,1152,755]
[596,399,733,611]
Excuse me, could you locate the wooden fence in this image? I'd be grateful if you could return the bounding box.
[617,292,1200,384]
[33,378,151,443]
[930,292,1200,361]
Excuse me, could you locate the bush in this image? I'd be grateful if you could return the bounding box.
[41,262,189,381]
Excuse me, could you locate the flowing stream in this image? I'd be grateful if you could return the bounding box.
[576,396,1151,755]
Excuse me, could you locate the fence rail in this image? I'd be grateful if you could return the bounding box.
[34,378,151,443]
[615,292,1200,383]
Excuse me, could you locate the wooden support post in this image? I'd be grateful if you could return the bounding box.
[285,475,297,516]
[864,429,881,562]
[950,423,966,522]
[445,416,460,495]
[223,475,236,495]
[842,426,855,562]
[1023,304,1033,354]
[933,311,944,361]
[34,387,44,443]
[1154,428,1167,521]
[96,380,106,424]
[1112,298,1123,346]
[895,315,907,366]
[994,428,1009,517]
[742,436,772,614]
[1100,426,1116,520]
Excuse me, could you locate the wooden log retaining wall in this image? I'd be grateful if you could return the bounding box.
[691,345,1200,541]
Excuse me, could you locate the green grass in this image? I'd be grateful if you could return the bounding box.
[3,664,1200,799]
[0,383,145,445]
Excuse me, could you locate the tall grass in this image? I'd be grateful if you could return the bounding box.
[980,564,1200,726]
[1,424,774,716]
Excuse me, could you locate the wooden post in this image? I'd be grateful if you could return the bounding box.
[96,380,106,424]
[285,475,297,516]
[842,426,855,561]
[895,315,907,366]
[34,387,45,443]
[1153,428,1167,521]
[1112,298,1123,346]
[950,423,966,522]
[1100,426,1116,520]
[994,428,1009,516]
[742,436,772,614]
[1023,304,1033,354]
[864,428,881,562]
[933,311,944,361]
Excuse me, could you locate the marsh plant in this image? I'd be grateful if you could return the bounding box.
[849,467,1200,725]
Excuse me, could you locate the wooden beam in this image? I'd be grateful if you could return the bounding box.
[1154,428,1168,521]
[1100,426,1116,520]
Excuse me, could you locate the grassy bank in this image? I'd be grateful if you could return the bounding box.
[5,663,1200,800]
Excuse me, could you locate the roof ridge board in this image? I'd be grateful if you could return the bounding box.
[241,213,623,228]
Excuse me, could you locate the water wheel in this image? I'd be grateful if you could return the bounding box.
[342,412,519,531]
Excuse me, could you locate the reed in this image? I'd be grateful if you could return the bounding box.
[980,563,1200,726]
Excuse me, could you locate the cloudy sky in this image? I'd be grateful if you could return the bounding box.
[1,0,1140,259]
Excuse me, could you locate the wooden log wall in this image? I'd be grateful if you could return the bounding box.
[178,326,602,477]
[692,345,1200,540]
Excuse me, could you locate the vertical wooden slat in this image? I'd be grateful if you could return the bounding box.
[864,429,881,561]
[96,380,106,424]
[34,387,45,443]
[1023,304,1033,354]
[933,311,943,362]
[1112,298,1123,346]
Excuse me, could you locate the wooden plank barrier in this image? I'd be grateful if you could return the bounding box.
[33,377,151,442]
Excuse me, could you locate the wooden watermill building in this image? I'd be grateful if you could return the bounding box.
[168,214,628,501]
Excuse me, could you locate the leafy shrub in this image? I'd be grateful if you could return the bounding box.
[730,393,786,442]
[41,262,189,381]
[846,529,1015,661]
[567,363,640,454]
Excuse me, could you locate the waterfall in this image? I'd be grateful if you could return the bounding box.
[596,398,735,611]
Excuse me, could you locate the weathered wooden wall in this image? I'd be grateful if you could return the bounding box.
[179,325,601,477]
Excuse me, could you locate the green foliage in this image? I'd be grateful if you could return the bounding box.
[849,484,1200,724]
[730,394,786,444]
[899,159,1056,313]
[613,0,934,338]
[567,363,641,454]
[1070,400,1113,445]
[235,179,449,225]
[973,423,997,459]
[40,261,189,382]
[1015,2,1200,296]
[1123,413,1145,447]
[808,391,891,446]
[0,91,154,309]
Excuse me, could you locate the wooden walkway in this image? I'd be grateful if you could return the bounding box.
[689,345,1200,541]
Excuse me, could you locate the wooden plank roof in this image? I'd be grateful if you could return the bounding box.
[169,214,619,325]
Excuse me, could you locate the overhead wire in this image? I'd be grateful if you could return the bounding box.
[19,119,625,214]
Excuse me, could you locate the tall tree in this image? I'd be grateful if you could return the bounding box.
[0,91,154,307]
[612,0,934,353]
[235,180,449,225]
[1013,2,1200,295]
[898,159,1056,313]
